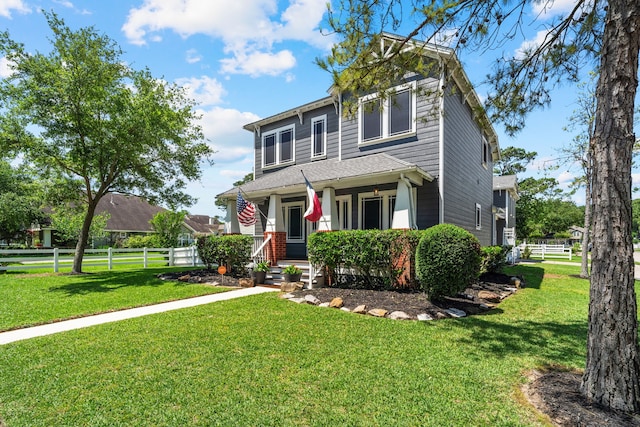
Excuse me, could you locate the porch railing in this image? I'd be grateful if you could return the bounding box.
[251,235,271,263]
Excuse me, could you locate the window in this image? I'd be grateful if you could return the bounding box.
[359,82,416,144]
[482,137,489,168]
[311,115,327,159]
[336,195,352,230]
[284,203,305,242]
[262,125,295,168]
[358,190,395,230]
[476,203,482,230]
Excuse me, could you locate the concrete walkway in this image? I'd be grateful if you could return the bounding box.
[0,286,279,346]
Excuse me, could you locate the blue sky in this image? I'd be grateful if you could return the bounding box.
[0,0,634,218]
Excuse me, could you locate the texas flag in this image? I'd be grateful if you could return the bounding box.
[303,176,322,222]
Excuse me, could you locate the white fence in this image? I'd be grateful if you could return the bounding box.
[0,247,203,273]
[518,244,573,260]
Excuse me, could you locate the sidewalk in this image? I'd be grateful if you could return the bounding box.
[0,286,279,345]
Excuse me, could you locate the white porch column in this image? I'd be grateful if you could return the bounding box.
[392,178,416,229]
[265,194,285,232]
[225,199,240,234]
[318,187,339,231]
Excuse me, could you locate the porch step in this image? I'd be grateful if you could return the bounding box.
[260,260,312,287]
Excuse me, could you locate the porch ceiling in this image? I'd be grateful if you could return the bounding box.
[217,153,434,201]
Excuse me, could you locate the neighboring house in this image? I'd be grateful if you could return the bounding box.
[218,34,501,263]
[39,194,220,248]
[493,175,519,246]
[568,225,585,244]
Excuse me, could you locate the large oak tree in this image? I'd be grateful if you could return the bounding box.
[320,0,640,413]
[0,12,213,272]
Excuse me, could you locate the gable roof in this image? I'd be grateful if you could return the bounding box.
[96,194,165,233]
[217,153,434,200]
[184,215,219,234]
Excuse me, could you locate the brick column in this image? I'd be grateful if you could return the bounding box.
[265,231,286,265]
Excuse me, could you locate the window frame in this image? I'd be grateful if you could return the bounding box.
[283,201,305,243]
[358,190,396,230]
[475,203,482,230]
[357,81,417,146]
[310,115,327,160]
[262,124,296,169]
[335,195,352,230]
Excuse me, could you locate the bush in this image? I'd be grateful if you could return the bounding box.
[415,224,481,299]
[196,234,253,276]
[480,246,509,274]
[123,234,159,248]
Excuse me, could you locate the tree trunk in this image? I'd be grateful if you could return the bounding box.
[581,0,640,413]
[580,156,591,279]
[71,199,99,274]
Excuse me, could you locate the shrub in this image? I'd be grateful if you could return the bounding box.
[415,224,481,299]
[123,234,159,248]
[480,246,509,274]
[196,234,252,276]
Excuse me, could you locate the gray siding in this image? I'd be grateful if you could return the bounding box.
[441,86,494,246]
[254,104,339,178]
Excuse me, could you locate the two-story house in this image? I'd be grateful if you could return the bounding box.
[218,34,500,263]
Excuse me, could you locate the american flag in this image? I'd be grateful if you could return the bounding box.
[236,191,257,226]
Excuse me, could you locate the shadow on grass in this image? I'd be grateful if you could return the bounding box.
[504,265,545,289]
[47,268,194,296]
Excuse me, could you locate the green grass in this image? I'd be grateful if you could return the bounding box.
[0,263,598,426]
[0,267,231,331]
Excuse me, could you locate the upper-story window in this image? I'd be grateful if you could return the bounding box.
[263,124,295,168]
[311,115,327,159]
[482,137,490,168]
[358,81,416,145]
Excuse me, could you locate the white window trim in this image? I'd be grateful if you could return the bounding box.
[311,114,327,160]
[357,81,417,146]
[283,201,305,243]
[482,136,489,169]
[358,190,396,230]
[335,195,352,230]
[476,203,482,230]
[262,124,296,170]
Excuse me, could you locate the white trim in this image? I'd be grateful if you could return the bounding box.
[357,81,417,145]
[438,62,445,224]
[310,114,327,159]
[338,92,343,161]
[262,124,296,169]
[475,203,482,230]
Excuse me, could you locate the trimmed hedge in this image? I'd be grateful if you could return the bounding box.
[415,224,481,299]
[308,229,423,290]
[480,245,510,274]
[196,234,253,276]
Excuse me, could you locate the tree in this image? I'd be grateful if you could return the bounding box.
[150,210,187,248]
[0,161,44,244]
[214,172,254,212]
[320,0,640,412]
[0,12,213,273]
[493,146,537,176]
[560,73,597,278]
[49,207,109,248]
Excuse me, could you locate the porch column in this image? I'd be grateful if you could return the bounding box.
[264,194,286,265]
[391,177,416,229]
[225,200,240,234]
[318,187,339,231]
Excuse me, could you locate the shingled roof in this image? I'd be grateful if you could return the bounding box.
[218,153,434,200]
[96,194,165,233]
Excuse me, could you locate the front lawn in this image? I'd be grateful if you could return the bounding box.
[0,263,594,426]
[0,267,230,331]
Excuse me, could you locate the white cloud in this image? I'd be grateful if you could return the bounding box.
[531,0,579,18]
[219,49,296,77]
[633,173,640,190]
[557,170,575,186]
[0,0,29,18]
[197,106,259,163]
[175,75,226,106]
[53,0,74,8]
[185,48,202,64]
[515,29,551,60]
[122,0,331,77]
[0,56,14,77]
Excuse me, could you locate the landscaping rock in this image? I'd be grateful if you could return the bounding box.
[352,304,367,314]
[329,297,344,308]
[281,282,303,292]
[280,293,296,299]
[304,294,321,305]
[289,298,306,304]
[368,308,388,317]
[388,311,411,320]
[445,308,467,318]
[178,274,190,282]
[477,290,501,303]
[417,313,433,321]
[238,278,254,287]
[319,302,330,307]
[435,312,448,320]
[340,307,351,312]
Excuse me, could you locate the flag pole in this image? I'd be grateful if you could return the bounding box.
[237,185,268,221]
